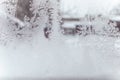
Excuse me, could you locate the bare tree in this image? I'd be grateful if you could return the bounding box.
[2,0,61,40]
[15,0,33,21]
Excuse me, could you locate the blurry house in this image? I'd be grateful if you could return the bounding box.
[61,16,94,35]
[61,19,79,35]
[110,16,120,31]
[61,17,81,35]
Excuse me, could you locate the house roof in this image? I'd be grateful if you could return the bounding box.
[110,15,120,21]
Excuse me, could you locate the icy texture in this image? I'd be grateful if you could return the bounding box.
[0,0,120,79]
[0,0,60,45]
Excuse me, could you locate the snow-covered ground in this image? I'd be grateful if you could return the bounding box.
[0,34,120,79]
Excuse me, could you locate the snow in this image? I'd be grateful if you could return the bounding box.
[0,0,120,79]
[110,15,120,21]
[62,21,80,28]
[0,34,120,79]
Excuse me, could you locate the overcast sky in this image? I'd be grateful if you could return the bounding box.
[60,0,120,17]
